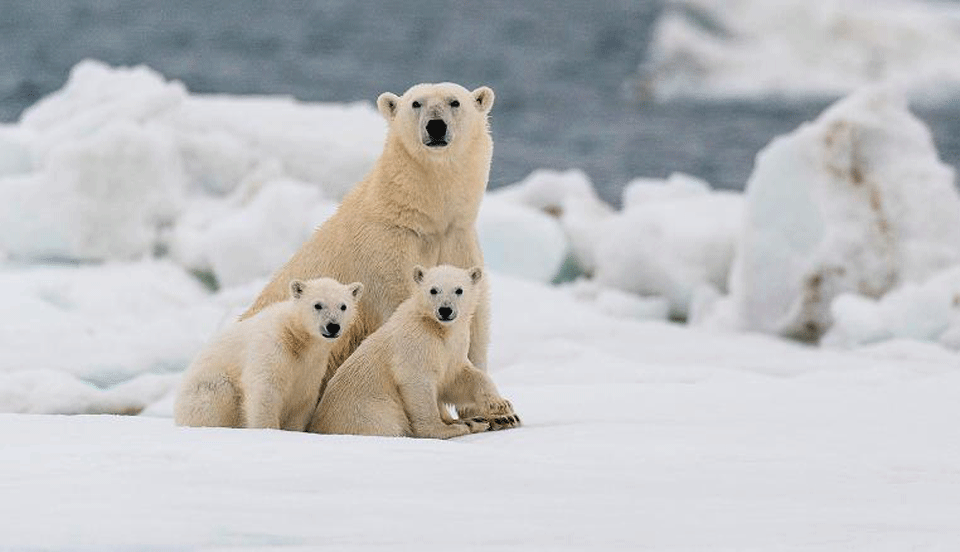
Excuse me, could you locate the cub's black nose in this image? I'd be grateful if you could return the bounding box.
[426,119,447,140]
[437,307,453,320]
[324,322,340,336]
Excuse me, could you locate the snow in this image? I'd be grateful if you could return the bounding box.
[0,60,384,264]
[592,173,743,319]
[170,179,339,288]
[0,262,236,410]
[489,169,613,276]
[3,61,960,548]
[824,266,960,351]
[477,197,568,283]
[3,275,960,549]
[488,169,743,319]
[703,87,960,340]
[640,0,960,101]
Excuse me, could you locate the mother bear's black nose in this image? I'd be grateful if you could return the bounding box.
[324,322,340,336]
[426,119,447,140]
[437,307,453,320]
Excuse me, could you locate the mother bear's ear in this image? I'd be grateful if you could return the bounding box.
[377,92,400,120]
[472,86,495,114]
[348,282,364,300]
[289,280,305,299]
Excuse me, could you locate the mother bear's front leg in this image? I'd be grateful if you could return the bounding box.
[438,226,490,371]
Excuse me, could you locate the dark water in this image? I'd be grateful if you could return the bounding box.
[1,0,957,205]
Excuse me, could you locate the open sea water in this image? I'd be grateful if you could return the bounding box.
[1,0,958,205]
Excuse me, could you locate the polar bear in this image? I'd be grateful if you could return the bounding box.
[175,277,363,430]
[240,83,495,392]
[309,265,519,439]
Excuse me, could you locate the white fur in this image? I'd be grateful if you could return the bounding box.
[240,83,496,391]
[175,278,362,430]
[309,265,517,439]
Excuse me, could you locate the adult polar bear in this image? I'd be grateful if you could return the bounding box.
[242,82,499,400]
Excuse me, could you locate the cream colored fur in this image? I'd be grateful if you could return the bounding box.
[175,277,362,430]
[309,265,517,439]
[240,83,496,388]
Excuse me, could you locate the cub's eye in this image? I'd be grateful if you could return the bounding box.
[412,101,421,109]
[340,304,347,311]
[455,287,463,295]
[430,287,439,295]
[314,303,323,310]
[450,100,460,108]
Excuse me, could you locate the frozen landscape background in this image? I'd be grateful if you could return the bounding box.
[2,0,960,550]
[3,0,960,202]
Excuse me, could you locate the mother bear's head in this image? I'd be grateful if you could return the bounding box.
[377,82,494,160]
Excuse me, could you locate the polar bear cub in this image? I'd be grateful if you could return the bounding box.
[309,265,518,439]
[175,277,363,431]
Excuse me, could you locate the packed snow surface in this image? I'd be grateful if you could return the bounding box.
[4,274,960,550]
[642,0,960,101]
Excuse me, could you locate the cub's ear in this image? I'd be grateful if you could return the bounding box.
[412,265,426,284]
[289,280,305,299]
[377,92,400,120]
[348,282,364,300]
[472,86,494,113]
[468,266,483,284]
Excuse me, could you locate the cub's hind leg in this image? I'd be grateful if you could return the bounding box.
[175,375,243,428]
[311,396,410,437]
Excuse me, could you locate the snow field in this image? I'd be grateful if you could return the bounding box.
[2,275,959,549]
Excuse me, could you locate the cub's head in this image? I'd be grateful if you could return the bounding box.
[377,82,494,158]
[411,264,483,325]
[288,278,363,340]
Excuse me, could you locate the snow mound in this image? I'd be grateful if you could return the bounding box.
[621,171,713,208]
[489,169,613,275]
[711,87,960,340]
[477,197,568,283]
[592,173,743,319]
[0,371,178,415]
[0,121,186,261]
[0,261,249,391]
[824,265,960,350]
[491,170,744,319]
[564,280,672,321]
[639,0,960,101]
[170,179,339,288]
[0,60,384,264]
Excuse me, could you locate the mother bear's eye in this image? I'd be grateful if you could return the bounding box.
[412,101,421,109]
[450,100,460,108]
[340,304,347,311]
[314,303,323,310]
[430,287,439,295]
[455,288,463,295]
